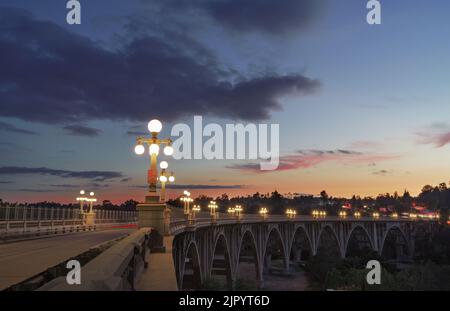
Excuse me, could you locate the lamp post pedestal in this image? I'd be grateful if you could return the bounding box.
[137,202,171,251]
[84,212,96,226]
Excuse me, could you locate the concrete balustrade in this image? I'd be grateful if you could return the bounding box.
[37,228,160,291]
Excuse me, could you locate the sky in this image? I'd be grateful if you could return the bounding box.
[1,0,450,203]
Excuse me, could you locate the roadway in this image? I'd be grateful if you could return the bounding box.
[0,228,135,290]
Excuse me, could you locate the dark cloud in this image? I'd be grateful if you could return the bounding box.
[126,130,149,136]
[0,121,37,135]
[0,180,14,184]
[0,166,124,181]
[63,125,102,137]
[164,0,327,34]
[372,169,391,176]
[0,7,319,124]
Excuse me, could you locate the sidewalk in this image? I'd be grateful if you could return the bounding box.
[136,236,178,291]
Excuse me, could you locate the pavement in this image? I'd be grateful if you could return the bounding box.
[0,229,135,290]
[136,236,178,291]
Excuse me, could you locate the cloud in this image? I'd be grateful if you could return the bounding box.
[0,181,14,184]
[164,0,327,35]
[416,124,450,148]
[0,121,37,135]
[0,166,125,181]
[227,149,400,173]
[63,125,102,137]
[372,169,392,176]
[0,7,319,124]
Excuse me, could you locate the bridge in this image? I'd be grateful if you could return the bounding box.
[169,213,421,290]
[19,205,433,291]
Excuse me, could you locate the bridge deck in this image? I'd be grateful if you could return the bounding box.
[0,228,134,290]
[136,236,178,291]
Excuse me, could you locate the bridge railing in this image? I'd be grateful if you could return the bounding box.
[0,206,137,240]
[169,212,426,234]
[37,228,157,291]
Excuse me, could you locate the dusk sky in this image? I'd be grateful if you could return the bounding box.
[1,0,450,203]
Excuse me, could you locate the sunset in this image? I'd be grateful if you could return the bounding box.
[0,0,449,304]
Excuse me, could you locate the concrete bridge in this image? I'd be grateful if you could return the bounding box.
[11,206,434,291]
[169,214,422,290]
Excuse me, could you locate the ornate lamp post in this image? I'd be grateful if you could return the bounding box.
[133,119,174,240]
[209,200,218,223]
[76,190,87,214]
[181,191,193,216]
[158,161,175,202]
[134,119,174,203]
[191,205,201,222]
[338,211,347,218]
[86,191,97,213]
[259,207,268,220]
[227,207,235,217]
[235,205,243,221]
[354,211,361,218]
[286,208,296,219]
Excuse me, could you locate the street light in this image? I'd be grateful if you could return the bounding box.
[227,207,235,216]
[354,211,361,218]
[134,119,173,203]
[208,200,218,222]
[339,211,347,218]
[192,205,201,219]
[391,213,398,218]
[181,191,192,216]
[235,205,243,221]
[286,208,296,219]
[159,161,175,202]
[372,212,380,218]
[259,207,268,220]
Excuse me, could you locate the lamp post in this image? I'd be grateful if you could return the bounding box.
[87,191,97,213]
[235,205,243,221]
[227,207,235,217]
[209,201,218,223]
[134,119,174,203]
[259,207,268,220]
[76,190,87,214]
[159,161,175,202]
[339,211,347,218]
[354,211,361,218]
[181,191,193,216]
[286,208,296,219]
[191,205,200,223]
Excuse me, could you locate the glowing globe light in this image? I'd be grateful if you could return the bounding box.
[90,192,94,196]
[159,161,168,169]
[169,175,175,182]
[134,144,145,155]
[148,119,162,133]
[149,144,160,155]
[163,145,174,156]
[159,175,168,183]
[80,190,85,195]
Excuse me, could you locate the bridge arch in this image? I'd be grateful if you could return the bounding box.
[235,229,261,289]
[289,225,313,262]
[180,240,202,290]
[380,225,410,260]
[316,225,343,258]
[209,233,233,289]
[344,225,374,257]
[262,227,288,274]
